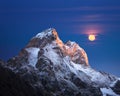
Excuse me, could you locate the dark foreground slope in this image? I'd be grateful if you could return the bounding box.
[0,60,42,96]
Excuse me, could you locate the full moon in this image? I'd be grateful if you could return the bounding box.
[88,35,96,41]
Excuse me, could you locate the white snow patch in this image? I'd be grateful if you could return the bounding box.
[34,28,53,39]
[63,56,78,75]
[69,41,76,45]
[61,57,90,82]
[110,78,120,87]
[44,43,61,65]
[25,47,40,67]
[70,61,113,85]
[100,88,119,96]
[64,45,69,49]
[110,80,118,87]
[65,41,82,51]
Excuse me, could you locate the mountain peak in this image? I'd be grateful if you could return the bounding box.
[34,28,56,39]
[34,28,64,47]
[26,28,63,48]
[25,28,89,66]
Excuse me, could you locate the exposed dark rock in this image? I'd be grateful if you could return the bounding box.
[112,80,120,95]
[0,61,42,96]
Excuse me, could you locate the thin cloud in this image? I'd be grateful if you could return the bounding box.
[56,14,120,23]
[1,6,120,13]
[71,23,120,36]
[41,6,120,12]
[72,24,103,35]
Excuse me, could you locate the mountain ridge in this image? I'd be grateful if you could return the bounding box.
[0,28,120,96]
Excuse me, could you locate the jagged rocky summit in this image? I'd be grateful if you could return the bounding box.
[0,28,120,96]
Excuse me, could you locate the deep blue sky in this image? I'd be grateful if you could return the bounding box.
[0,0,120,76]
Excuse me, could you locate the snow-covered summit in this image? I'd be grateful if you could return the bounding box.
[34,28,55,39]
[25,28,89,66]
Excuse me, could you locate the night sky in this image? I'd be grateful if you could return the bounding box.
[0,0,120,76]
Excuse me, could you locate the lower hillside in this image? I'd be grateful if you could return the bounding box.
[0,61,44,96]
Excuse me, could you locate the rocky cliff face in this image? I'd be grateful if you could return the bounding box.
[0,28,120,96]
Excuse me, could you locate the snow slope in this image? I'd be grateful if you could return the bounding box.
[25,47,40,67]
[100,88,119,96]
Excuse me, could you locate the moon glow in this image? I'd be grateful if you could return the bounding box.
[88,35,96,41]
